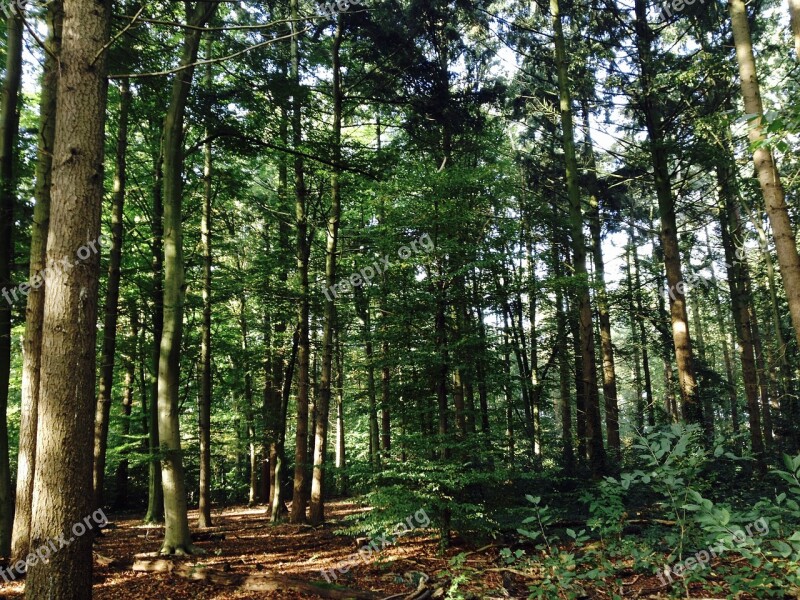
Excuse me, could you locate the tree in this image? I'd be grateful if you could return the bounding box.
[157,0,217,555]
[729,0,800,350]
[12,0,62,564]
[0,5,23,558]
[25,0,110,595]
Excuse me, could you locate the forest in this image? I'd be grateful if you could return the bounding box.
[2,0,800,598]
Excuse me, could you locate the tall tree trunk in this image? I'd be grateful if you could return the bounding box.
[198,41,214,528]
[583,105,620,465]
[25,0,110,595]
[93,78,131,511]
[553,239,575,473]
[634,0,702,428]
[272,326,298,522]
[310,19,342,526]
[730,0,800,349]
[335,332,347,495]
[0,7,22,559]
[551,0,605,476]
[145,151,164,524]
[290,0,310,524]
[718,176,765,469]
[354,285,380,468]
[630,226,655,427]
[113,304,137,511]
[12,0,53,562]
[158,1,217,554]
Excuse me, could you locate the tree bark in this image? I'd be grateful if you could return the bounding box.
[12,0,62,564]
[730,0,800,350]
[0,6,24,560]
[25,0,110,595]
[93,78,131,511]
[158,1,217,554]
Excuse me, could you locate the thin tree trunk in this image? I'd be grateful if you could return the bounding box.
[310,18,342,527]
[25,0,110,595]
[113,304,137,511]
[198,40,214,528]
[11,0,58,563]
[583,104,620,465]
[354,285,380,468]
[93,78,131,511]
[634,0,702,428]
[335,332,346,495]
[290,0,310,524]
[552,0,605,475]
[718,178,765,469]
[145,150,164,525]
[0,7,23,558]
[730,0,800,350]
[553,239,575,473]
[158,1,217,554]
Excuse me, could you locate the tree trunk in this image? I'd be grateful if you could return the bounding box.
[718,173,765,469]
[730,0,800,349]
[583,105,620,465]
[0,4,23,556]
[354,285,380,468]
[145,150,164,525]
[0,7,23,559]
[25,0,110,595]
[290,0,310,524]
[310,19,343,527]
[553,239,575,473]
[335,332,347,495]
[93,78,131,511]
[113,305,137,511]
[198,40,214,529]
[158,1,217,554]
[12,0,62,564]
[552,0,605,476]
[634,0,702,428]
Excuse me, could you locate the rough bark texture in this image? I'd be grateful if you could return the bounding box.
[12,0,62,564]
[634,0,702,428]
[310,20,342,527]
[730,0,800,350]
[158,1,217,554]
[93,79,131,510]
[0,8,23,559]
[552,0,605,476]
[25,0,110,596]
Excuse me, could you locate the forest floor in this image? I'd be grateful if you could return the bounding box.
[0,500,768,599]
